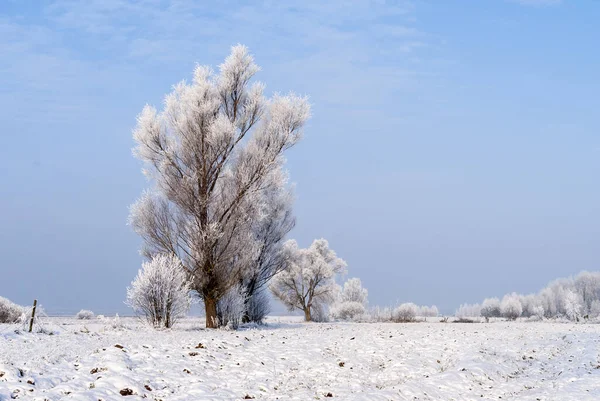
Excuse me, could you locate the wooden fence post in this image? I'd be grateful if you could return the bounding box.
[29,299,37,333]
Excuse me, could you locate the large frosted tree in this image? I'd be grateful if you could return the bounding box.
[129,45,310,328]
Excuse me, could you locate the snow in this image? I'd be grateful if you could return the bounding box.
[2,317,600,400]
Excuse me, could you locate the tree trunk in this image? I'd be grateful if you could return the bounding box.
[205,296,219,328]
[303,307,311,322]
[242,310,250,324]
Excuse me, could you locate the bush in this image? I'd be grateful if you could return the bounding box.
[217,284,245,329]
[500,293,523,321]
[76,310,95,320]
[339,278,368,304]
[0,296,25,324]
[393,303,418,322]
[453,317,477,323]
[126,254,191,328]
[418,305,439,317]
[369,306,393,322]
[455,303,481,319]
[530,305,545,320]
[330,278,369,322]
[480,298,501,321]
[330,301,366,321]
[244,289,270,324]
[563,290,582,321]
[310,302,330,322]
[103,313,128,331]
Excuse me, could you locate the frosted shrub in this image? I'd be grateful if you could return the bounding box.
[310,303,330,323]
[419,305,439,317]
[500,293,522,321]
[330,301,366,321]
[563,290,582,321]
[530,305,545,320]
[455,303,481,319]
[370,306,393,322]
[244,289,271,324]
[126,254,191,328]
[589,300,600,319]
[216,284,245,329]
[330,278,368,321]
[393,303,418,322]
[76,310,95,320]
[480,298,501,321]
[104,314,127,331]
[0,296,24,324]
[340,278,368,304]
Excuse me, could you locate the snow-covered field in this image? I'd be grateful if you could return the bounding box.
[2,317,600,400]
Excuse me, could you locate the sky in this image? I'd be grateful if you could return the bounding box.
[1,0,598,316]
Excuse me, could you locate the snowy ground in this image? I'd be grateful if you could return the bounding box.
[2,317,600,400]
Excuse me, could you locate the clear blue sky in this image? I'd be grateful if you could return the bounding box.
[1,0,598,315]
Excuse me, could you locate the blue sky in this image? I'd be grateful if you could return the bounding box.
[1,0,598,315]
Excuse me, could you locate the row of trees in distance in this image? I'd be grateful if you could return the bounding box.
[456,271,600,322]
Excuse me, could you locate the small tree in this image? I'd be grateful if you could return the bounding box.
[76,310,95,320]
[126,254,191,328]
[369,306,393,322]
[455,303,481,319]
[480,297,501,322]
[563,290,582,321]
[330,278,368,321]
[216,284,245,329]
[393,303,418,322]
[500,293,522,321]
[270,238,346,321]
[531,305,545,320]
[590,300,600,319]
[340,278,368,304]
[244,289,271,324]
[418,305,439,317]
[330,302,366,321]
